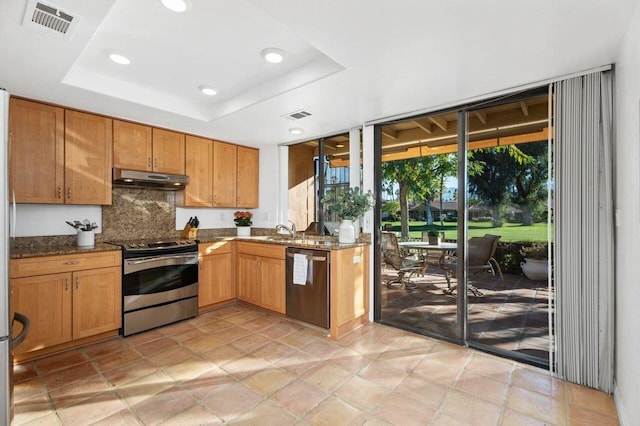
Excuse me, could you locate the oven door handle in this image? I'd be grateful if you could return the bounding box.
[127,253,198,265]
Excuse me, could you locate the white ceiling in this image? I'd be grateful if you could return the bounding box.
[0,0,637,147]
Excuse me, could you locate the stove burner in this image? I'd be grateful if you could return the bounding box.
[107,239,198,255]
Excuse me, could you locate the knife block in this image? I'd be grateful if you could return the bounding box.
[180,224,198,240]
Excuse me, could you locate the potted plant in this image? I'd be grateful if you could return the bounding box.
[321,187,374,243]
[520,242,549,281]
[427,230,443,245]
[234,211,253,237]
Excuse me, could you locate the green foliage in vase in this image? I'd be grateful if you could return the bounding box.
[321,187,375,220]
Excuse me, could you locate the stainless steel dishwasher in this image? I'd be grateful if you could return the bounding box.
[285,247,330,328]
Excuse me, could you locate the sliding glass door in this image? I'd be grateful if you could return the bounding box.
[375,88,554,368]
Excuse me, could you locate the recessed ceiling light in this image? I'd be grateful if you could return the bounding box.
[336,143,345,148]
[261,48,285,64]
[109,54,130,65]
[161,0,191,12]
[289,128,303,135]
[199,85,218,96]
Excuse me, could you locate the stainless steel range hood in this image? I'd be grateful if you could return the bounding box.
[113,168,189,190]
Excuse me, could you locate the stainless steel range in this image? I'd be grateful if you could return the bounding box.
[109,239,199,336]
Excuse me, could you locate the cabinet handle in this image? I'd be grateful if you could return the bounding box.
[57,187,62,198]
[75,277,79,289]
[62,260,80,265]
[67,188,71,199]
[148,157,152,169]
[65,278,69,291]
[154,158,158,169]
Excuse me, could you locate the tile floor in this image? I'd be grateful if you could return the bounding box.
[13,303,617,425]
[381,265,551,363]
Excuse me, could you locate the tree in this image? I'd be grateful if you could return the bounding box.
[468,145,534,227]
[510,141,548,225]
[381,159,423,238]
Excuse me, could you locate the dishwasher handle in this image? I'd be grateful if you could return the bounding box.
[286,252,327,262]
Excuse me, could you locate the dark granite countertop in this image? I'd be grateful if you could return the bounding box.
[10,243,121,259]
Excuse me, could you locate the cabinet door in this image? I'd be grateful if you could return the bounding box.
[113,120,152,171]
[11,273,72,354]
[212,141,237,207]
[237,146,259,208]
[259,256,286,314]
[182,135,213,207]
[9,98,64,203]
[152,128,185,174]
[237,253,261,305]
[199,253,234,307]
[65,110,113,205]
[72,266,122,339]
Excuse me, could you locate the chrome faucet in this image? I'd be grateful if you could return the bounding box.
[275,220,296,238]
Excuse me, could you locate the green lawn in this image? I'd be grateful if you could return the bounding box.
[382,220,551,242]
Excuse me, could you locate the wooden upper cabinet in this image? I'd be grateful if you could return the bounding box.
[181,135,213,207]
[152,128,185,174]
[64,110,113,205]
[212,141,237,207]
[237,146,259,208]
[9,98,65,203]
[113,120,153,171]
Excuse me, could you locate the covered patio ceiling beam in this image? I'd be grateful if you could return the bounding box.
[414,118,433,134]
[428,116,448,131]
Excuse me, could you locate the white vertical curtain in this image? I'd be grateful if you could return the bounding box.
[554,70,615,392]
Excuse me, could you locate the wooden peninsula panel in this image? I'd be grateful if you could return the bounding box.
[329,245,369,339]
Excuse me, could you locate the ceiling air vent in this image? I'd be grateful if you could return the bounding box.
[282,109,312,121]
[22,0,80,40]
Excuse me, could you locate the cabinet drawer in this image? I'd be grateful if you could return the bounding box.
[10,251,122,278]
[236,242,285,259]
[199,240,232,256]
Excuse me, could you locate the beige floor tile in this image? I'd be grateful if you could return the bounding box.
[230,333,272,353]
[12,362,38,384]
[201,344,246,367]
[303,363,353,393]
[124,329,165,346]
[568,404,619,426]
[512,365,566,400]
[250,340,296,363]
[330,348,376,375]
[375,391,438,426]
[274,349,320,376]
[357,360,407,389]
[162,404,222,425]
[465,352,515,384]
[15,412,62,426]
[34,349,88,375]
[501,408,556,426]
[56,391,127,425]
[304,396,366,425]
[259,320,305,340]
[335,375,390,412]
[214,325,252,344]
[90,408,141,426]
[146,343,194,368]
[180,334,225,353]
[455,370,509,405]
[202,382,263,422]
[225,310,265,325]
[272,379,328,416]
[220,354,272,378]
[12,392,55,426]
[229,399,298,425]
[168,326,210,343]
[116,370,174,407]
[13,377,47,404]
[131,386,197,425]
[395,374,449,409]
[506,386,567,425]
[162,354,216,382]
[91,347,143,373]
[240,316,279,332]
[375,346,426,373]
[49,373,111,409]
[157,317,199,336]
[82,338,130,360]
[102,358,158,388]
[299,339,344,359]
[430,411,477,426]
[567,382,618,418]
[182,365,237,401]
[134,336,180,357]
[41,361,98,391]
[440,389,502,425]
[242,367,296,395]
[411,357,462,387]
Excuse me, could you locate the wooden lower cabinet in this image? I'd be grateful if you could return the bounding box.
[236,242,285,314]
[10,252,122,359]
[199,242,235,308]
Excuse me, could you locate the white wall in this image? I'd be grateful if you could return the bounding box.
[12,204,101,237]
[613,5,640,424]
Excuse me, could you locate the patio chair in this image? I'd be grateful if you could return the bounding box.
[440,234,503,297]
[381,231,425,290]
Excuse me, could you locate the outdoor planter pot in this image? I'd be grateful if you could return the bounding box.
[521,258,548,281]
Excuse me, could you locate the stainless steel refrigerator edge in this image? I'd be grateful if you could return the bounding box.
[1,88,11,425]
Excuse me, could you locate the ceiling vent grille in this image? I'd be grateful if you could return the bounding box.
[22,0,79,40]
[282,109,312,121]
